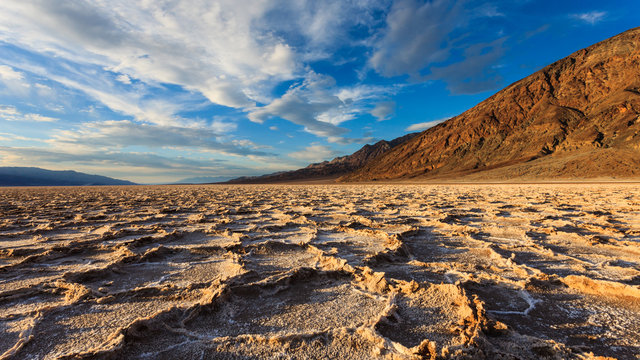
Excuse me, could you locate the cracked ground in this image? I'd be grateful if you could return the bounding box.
[0,184,639,359]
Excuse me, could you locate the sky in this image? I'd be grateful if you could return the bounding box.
[0,0,638,184]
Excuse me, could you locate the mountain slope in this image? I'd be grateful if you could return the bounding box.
[228,133,418,183]
[342,27,640,181]
[0,167,137,186]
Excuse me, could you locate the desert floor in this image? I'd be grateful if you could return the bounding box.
[0,184,639,359]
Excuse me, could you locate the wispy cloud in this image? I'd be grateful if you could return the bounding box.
[288,145,341,163]
[49,120,268,156]
[369,0,507,94]
[370,101,395,121]
[0,65,30,95]
[0,105,58,122]
[0,1,397,144]
[0,65,25,81]
[571,11,607,25]
[249,73,398,142]
[248,73,351,138]
[405,118,449,132]
[0,0,388,111]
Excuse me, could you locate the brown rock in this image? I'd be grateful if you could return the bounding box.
[341,27,640,181]
[227,133,418,183]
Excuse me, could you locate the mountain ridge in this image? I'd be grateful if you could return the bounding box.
[340,26,640,181]
[0,167,137,186]
[227,133,418,183]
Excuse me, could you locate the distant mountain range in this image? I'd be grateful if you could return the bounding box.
[231,27,640,183]
[227,133,418,183]
[0,167,137,186]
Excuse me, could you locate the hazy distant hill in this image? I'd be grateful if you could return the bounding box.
[341,27,640,181]
[227,133,418,183]
[0,167,137,186]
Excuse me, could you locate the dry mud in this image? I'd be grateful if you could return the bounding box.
[0,184,639,360]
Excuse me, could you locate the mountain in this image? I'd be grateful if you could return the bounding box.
[227,133,418,183]
[341,27,640,182]
[0,167,137,186]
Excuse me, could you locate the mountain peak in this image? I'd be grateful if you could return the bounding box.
[341,27,640,181]
[227,133,419,183]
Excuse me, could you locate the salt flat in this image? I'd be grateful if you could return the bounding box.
[0,184,639,359]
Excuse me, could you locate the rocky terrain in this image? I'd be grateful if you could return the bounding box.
[342,27,640,182]
[0,184,639,359]
[228,133,417,183]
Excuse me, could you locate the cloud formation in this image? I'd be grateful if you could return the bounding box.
[249,74,353,138]
[369,0,506,94]
[405,118,448,132]
[0,0,398,143]
[288,145,341,163]
[0,65,30,95]
[50,120,268,156]
[0,105,58,122]
[370,101,395,121]
[370,0,464,77]
[571,11,607,25]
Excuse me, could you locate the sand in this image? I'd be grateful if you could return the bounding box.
[0,184,638,359]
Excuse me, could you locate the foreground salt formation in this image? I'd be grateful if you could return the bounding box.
[0,184,638,359]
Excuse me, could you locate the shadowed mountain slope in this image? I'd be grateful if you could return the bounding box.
[228,133,418,183]
[0,167,137,186]
[341,27,640,181]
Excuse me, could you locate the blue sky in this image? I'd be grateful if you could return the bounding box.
[0,0,637,183]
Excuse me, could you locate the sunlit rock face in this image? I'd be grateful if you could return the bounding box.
[0,184,639,359]
[343,27,640,182]
[228,133,419,184]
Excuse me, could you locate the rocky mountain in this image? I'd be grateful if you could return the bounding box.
[341,27,640,181]
[228,133,418,183]
[0,167,137,186]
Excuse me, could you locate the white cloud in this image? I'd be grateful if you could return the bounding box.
[115,74,131,84]
[0,65,30,95]
[288,145,341,163]
[34,83,55,98]
[247,72,398,143]
[0,105,19,116]
[0,65,25,81]
[0,132,39,142]
[248,73,351,137]
[24,113,58,122]
[0,0,400,141]
[405,118,449,132]
[209,118,237,133]
[42,68,183,126]
[571,11,607,25]
[49,120,268,156]
[336,85,390,103]
[0,105,58,122]
[370,101,395,121]
[0,1,383,111]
